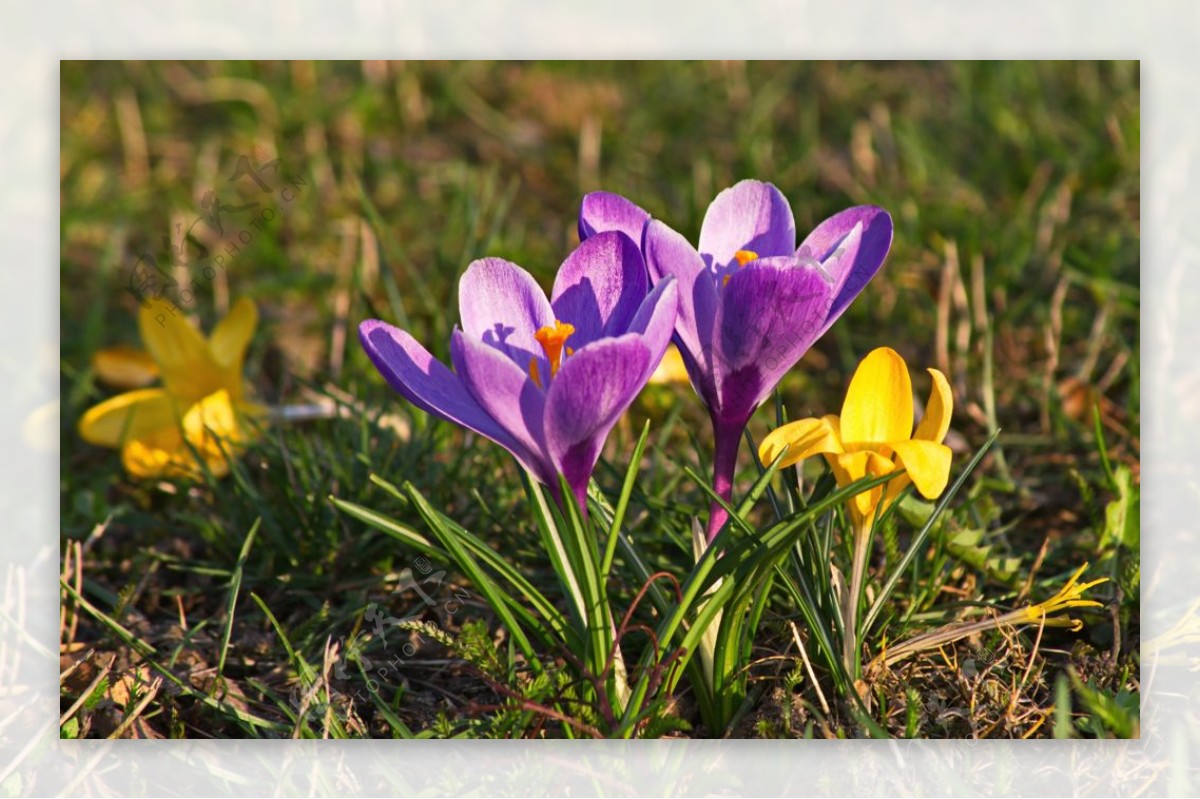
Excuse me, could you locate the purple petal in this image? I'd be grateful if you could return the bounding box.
[544,335,651,502]
[711,257,834,424]
[450,329,550,481]
[578,191,651,243]
[626,278,680,383]
[550,231,648,350]
[796,205,893,334]
[698,180,796,271]
[458,257,554,368]
[359,320,539,470]
[643,219,718,400]
[810,220,863,303]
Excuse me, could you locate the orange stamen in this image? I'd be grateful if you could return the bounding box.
[531,320,575,383]
[724,250,760,286]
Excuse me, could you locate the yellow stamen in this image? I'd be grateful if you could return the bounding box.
[533,320,575,379]
[528,357,542,389]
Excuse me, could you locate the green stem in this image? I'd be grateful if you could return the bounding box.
[844,516,872,678]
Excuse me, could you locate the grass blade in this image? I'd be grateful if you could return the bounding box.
[403,481,543,674]
[333,493,569,641]
[217,518,260,679]
[860,430,1000,639]
[601,419,651,581]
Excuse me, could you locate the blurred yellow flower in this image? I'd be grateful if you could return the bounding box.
[92,343,160,389]
[759,346,953,524]
[78,298,264,479]
[648,344,691,386]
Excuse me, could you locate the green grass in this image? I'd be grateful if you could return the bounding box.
[59,60,1139,738]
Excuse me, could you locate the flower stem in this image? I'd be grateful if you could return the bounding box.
[705,421,742,543]
[844,515,872,677]
[570,481,590,521]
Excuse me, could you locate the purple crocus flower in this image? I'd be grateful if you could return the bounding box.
[579,180,893,541]
[359,231,679,511]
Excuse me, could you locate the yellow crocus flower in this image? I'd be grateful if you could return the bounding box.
[759,346,953,524]
[78,298,263,479]
[759,346,954,671]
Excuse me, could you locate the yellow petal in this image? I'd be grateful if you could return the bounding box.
[880,469,913,512]
[186,390,255,476]
[840,347,914,447]
[78,388,180,448]
[121,425,186,479]
[833,450,898,522]
[914,367,953,444]
[121,433,233,479]
[759,415,843,469]
[92,345,160,389]
[138,298,226,403]
[119,390,247,480]
[183,389,243,447]
[209,298,258,371]
[889,439,953,499]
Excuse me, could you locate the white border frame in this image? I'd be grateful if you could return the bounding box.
[3,1,1187,795]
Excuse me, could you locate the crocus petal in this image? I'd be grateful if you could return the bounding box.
[138,299,226,403]
[798,206,893,332]
[550,231,647,349]
[183,387,243,453]
[914,367,953,444]
[839,347,914,446]
[889,439,952,499]
[643,220,718,396]
[625,278,680,384]
[208,298,258,371]
[544,335,651,501]
[807,221,863,324]
[450,328,548,476]
[92,345,160,389]
[120,390,243,480]
[458,258,555,367]
[359,320,537,469]
[758,415,843,469]
[578,191,651,244]
[698,180,796,270]
[78,387,180,447]
[832,450,898,522]
[121,426,187,479]
[713,256,833,422]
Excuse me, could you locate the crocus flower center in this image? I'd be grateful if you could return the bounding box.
[528,320,575,388]
[723,249,759,286]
